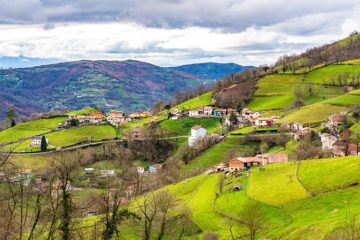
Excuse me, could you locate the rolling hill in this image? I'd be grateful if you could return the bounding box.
[0,60,250,119]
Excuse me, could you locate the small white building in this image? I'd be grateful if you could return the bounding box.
[84,168,94,174]
[137,167,145,174]
[254,118,273,127]
[189,108,204,117]
[149,164,162,174]
[320,133,337,151]
[203,106,213,115]
[100,170,115,177]
[188,125,207,147]
[32,136,48,146]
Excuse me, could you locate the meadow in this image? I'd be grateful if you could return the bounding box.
[172,92,213,110]
[0,116,65,144]
[160,117,221,136]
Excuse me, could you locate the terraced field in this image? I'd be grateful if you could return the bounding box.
[304,64,360,85]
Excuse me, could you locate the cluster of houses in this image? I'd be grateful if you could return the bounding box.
[207,153,289,174]
[60,110,152,128]
[170,106,279,129]
[136,163,163,175]
[282,112,359,157]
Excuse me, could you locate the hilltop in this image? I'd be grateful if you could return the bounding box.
[0,60,249,118]
[171,62,253,82]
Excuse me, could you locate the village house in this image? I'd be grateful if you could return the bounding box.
[100,169,116,177]
[256,153,288,165]
[170,109,183,119]
[126,128,145,139]
[320,133,337,151]
[189,108,204,117]
[137,167,145,174]
[77,115,90,124]
[254,118,273,127]
[188,125,207,147]
[283,122,304,132]
[332,139,358,157]
[129,112,141,119]
[228,159,244,172]
[204,106,214,115]
[84,168,94,174]
[294,127,314,141]
[32,135,48,146]
[89,112,105,124]
[242,108,260,120]
[213,163,226,172]
[140,111,151,118]
[106,110,124,126]
[149,164,162,174]
[213,108,227,116]
[328,113,346,127]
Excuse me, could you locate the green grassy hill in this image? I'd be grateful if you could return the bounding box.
[172,92,213,110]
[119,155,360,240]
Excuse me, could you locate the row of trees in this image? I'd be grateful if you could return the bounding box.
[276,31,360,73]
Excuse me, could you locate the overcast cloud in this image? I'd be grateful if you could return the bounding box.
[0,0,359,67]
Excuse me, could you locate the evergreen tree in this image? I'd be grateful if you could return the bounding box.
[6,107,16,128]
[41,136,47,152]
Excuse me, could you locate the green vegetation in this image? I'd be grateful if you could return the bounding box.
[324,94,360,106]
[247,95,294,110]
[247,162,309,206]
[342,58,360,64]
[172,92,213,110]
[160,117,221,136]
[254,75,304,96]
[184,136,255,173]
[0,116,65,144]
[279,102,347,125]
[230,126,255,135]
[349,88,360,95]
[67,106,98,115]
[304,64,360,84]
[298,156,360,194]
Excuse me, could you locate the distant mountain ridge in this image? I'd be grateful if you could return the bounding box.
[171,62,253,82]
[0,60,249,118]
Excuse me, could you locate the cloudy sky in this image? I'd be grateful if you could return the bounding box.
[0,0,360,68]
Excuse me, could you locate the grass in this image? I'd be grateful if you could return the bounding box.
[160,117,221,136]
[6,125,117,151]
[324,94,360,106]
[67,107,99,115]
[247,162,309,206]
[278,102,348,125]
[172,92,213,110]
[254,74,304,96]
[298,156,360,194]
[246,95,294,111]
[230,126,255,135]
[350,122,360,133]
[304,64,360,85]
[342,58,360,64]
[183,136,255,174]
[0,116,65,144]
[349,89,360,95]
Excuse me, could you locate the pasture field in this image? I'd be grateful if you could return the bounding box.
[172,92,213,110]
[0,116,65,144]
[247,162,309,206]
[298,156,360,194]
[254,74,304,96]
[324,94,360,106]
[304,64,360,84]
[278,102,347,125]
[246,95,294,111]
[183,136,256,174]
[342,58,360,64]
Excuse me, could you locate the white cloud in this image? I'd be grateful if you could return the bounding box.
[0,0,360,66]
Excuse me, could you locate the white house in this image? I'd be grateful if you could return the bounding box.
[188,125,207,147]
[32,136,48,146]
[320,133,337,151]
[100,170,115,177]
[204,106,213,115]
[137,167,145,174]
[189,108,204,117]
[254,118,273,127]
[106,110,125,126]
[84,168,94,174]
[149,164,162,174]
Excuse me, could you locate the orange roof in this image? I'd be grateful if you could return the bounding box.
[89,112,105,118]
[192,125,204,130]
[228,160,244,168]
